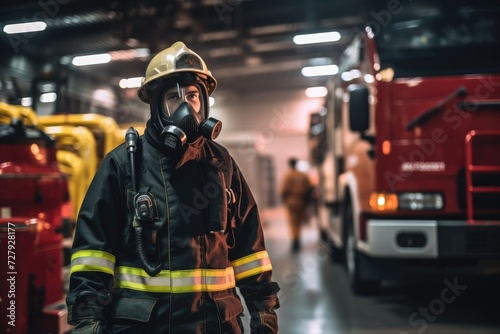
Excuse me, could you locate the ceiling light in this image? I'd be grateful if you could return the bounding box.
[301,65,339,77]
[364,74,375,84]
[341,69,362,82]
[21,97,32,107]
[293,31,341,45]
[305,86,327,98]
[39,92,57,103]
[72,53,112,66]
[3,21,47,34]
[119,77,143,89]
[109,48,150,61]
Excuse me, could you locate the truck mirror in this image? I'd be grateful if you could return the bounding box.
[348,84,369,132]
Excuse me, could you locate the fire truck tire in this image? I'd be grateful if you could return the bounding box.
[345,200,380,295]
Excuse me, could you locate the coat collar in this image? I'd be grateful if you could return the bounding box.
[144,119,207,169]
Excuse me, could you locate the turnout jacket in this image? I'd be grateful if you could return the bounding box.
[66,126,280,333]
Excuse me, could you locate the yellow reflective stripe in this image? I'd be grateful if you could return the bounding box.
[231,250,273,281]
[114,267,236,293]
[70,250,116,276]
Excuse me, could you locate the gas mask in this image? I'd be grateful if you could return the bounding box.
[151,82,222,150]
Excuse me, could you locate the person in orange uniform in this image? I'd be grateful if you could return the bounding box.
[281,157,314,252]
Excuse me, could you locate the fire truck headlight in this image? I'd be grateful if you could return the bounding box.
[397,193,444,211]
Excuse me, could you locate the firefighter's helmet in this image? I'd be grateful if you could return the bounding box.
[138,41,217,103]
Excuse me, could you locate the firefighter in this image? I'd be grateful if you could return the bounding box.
[66,41,280,333]
[281,157,314,252]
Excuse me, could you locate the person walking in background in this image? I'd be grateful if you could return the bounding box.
[281,157,314,253]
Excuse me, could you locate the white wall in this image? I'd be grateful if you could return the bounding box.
[213,88,324,208]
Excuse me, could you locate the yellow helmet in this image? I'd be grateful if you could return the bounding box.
[138,41,217,103]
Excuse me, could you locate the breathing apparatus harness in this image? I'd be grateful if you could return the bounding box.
[125,127,162,276]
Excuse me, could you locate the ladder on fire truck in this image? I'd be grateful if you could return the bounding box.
[465,130,500,223]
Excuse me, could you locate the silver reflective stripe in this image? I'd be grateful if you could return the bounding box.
[231,250,273,281]
[70,250,116,276]
[114,267,236,293]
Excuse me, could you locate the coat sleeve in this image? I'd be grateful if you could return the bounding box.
[66,151,128,328]
[227,159,280,333]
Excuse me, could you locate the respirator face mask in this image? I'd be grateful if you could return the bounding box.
[156,82,221,150]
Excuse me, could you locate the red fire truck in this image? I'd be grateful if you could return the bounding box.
[310,0,500,294]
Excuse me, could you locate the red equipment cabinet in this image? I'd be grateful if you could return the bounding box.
[0,119,71,333]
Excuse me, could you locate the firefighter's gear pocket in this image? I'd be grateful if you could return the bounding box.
[214,294,244,333]
[71,320,107,334]
[111,297,157,334]
[206,168,228,233]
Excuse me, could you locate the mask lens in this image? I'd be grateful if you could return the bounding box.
[162,83,204,117]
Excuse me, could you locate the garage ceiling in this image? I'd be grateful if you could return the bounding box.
[0,0,367,96]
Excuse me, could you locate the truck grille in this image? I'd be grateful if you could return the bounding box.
[465,130,500,223]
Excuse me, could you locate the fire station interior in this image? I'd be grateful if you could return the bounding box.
[1,0,500,333]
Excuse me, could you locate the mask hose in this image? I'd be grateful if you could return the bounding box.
[126,128,162,276]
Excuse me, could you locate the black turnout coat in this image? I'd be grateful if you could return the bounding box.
[66,124,279,333]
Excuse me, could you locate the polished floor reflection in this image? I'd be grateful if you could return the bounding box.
[253,207,500,334]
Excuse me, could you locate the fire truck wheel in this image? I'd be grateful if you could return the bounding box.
[344,200,380,295]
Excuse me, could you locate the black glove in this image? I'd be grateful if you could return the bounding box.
[71,320,110,334]
[250,310,278,334]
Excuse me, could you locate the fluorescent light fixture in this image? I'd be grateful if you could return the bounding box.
[119,77,143,89]
[301,65,339,77]
[341,69,362,82]
[293,31,341,45]
[209,97,215,107]
[305,86,328,98]
[72,53,112,66]
[39,92,57,103]
[364,74,375,84]
[109,48,150,61]
[3,21,47,34]
[21,97,32,106]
